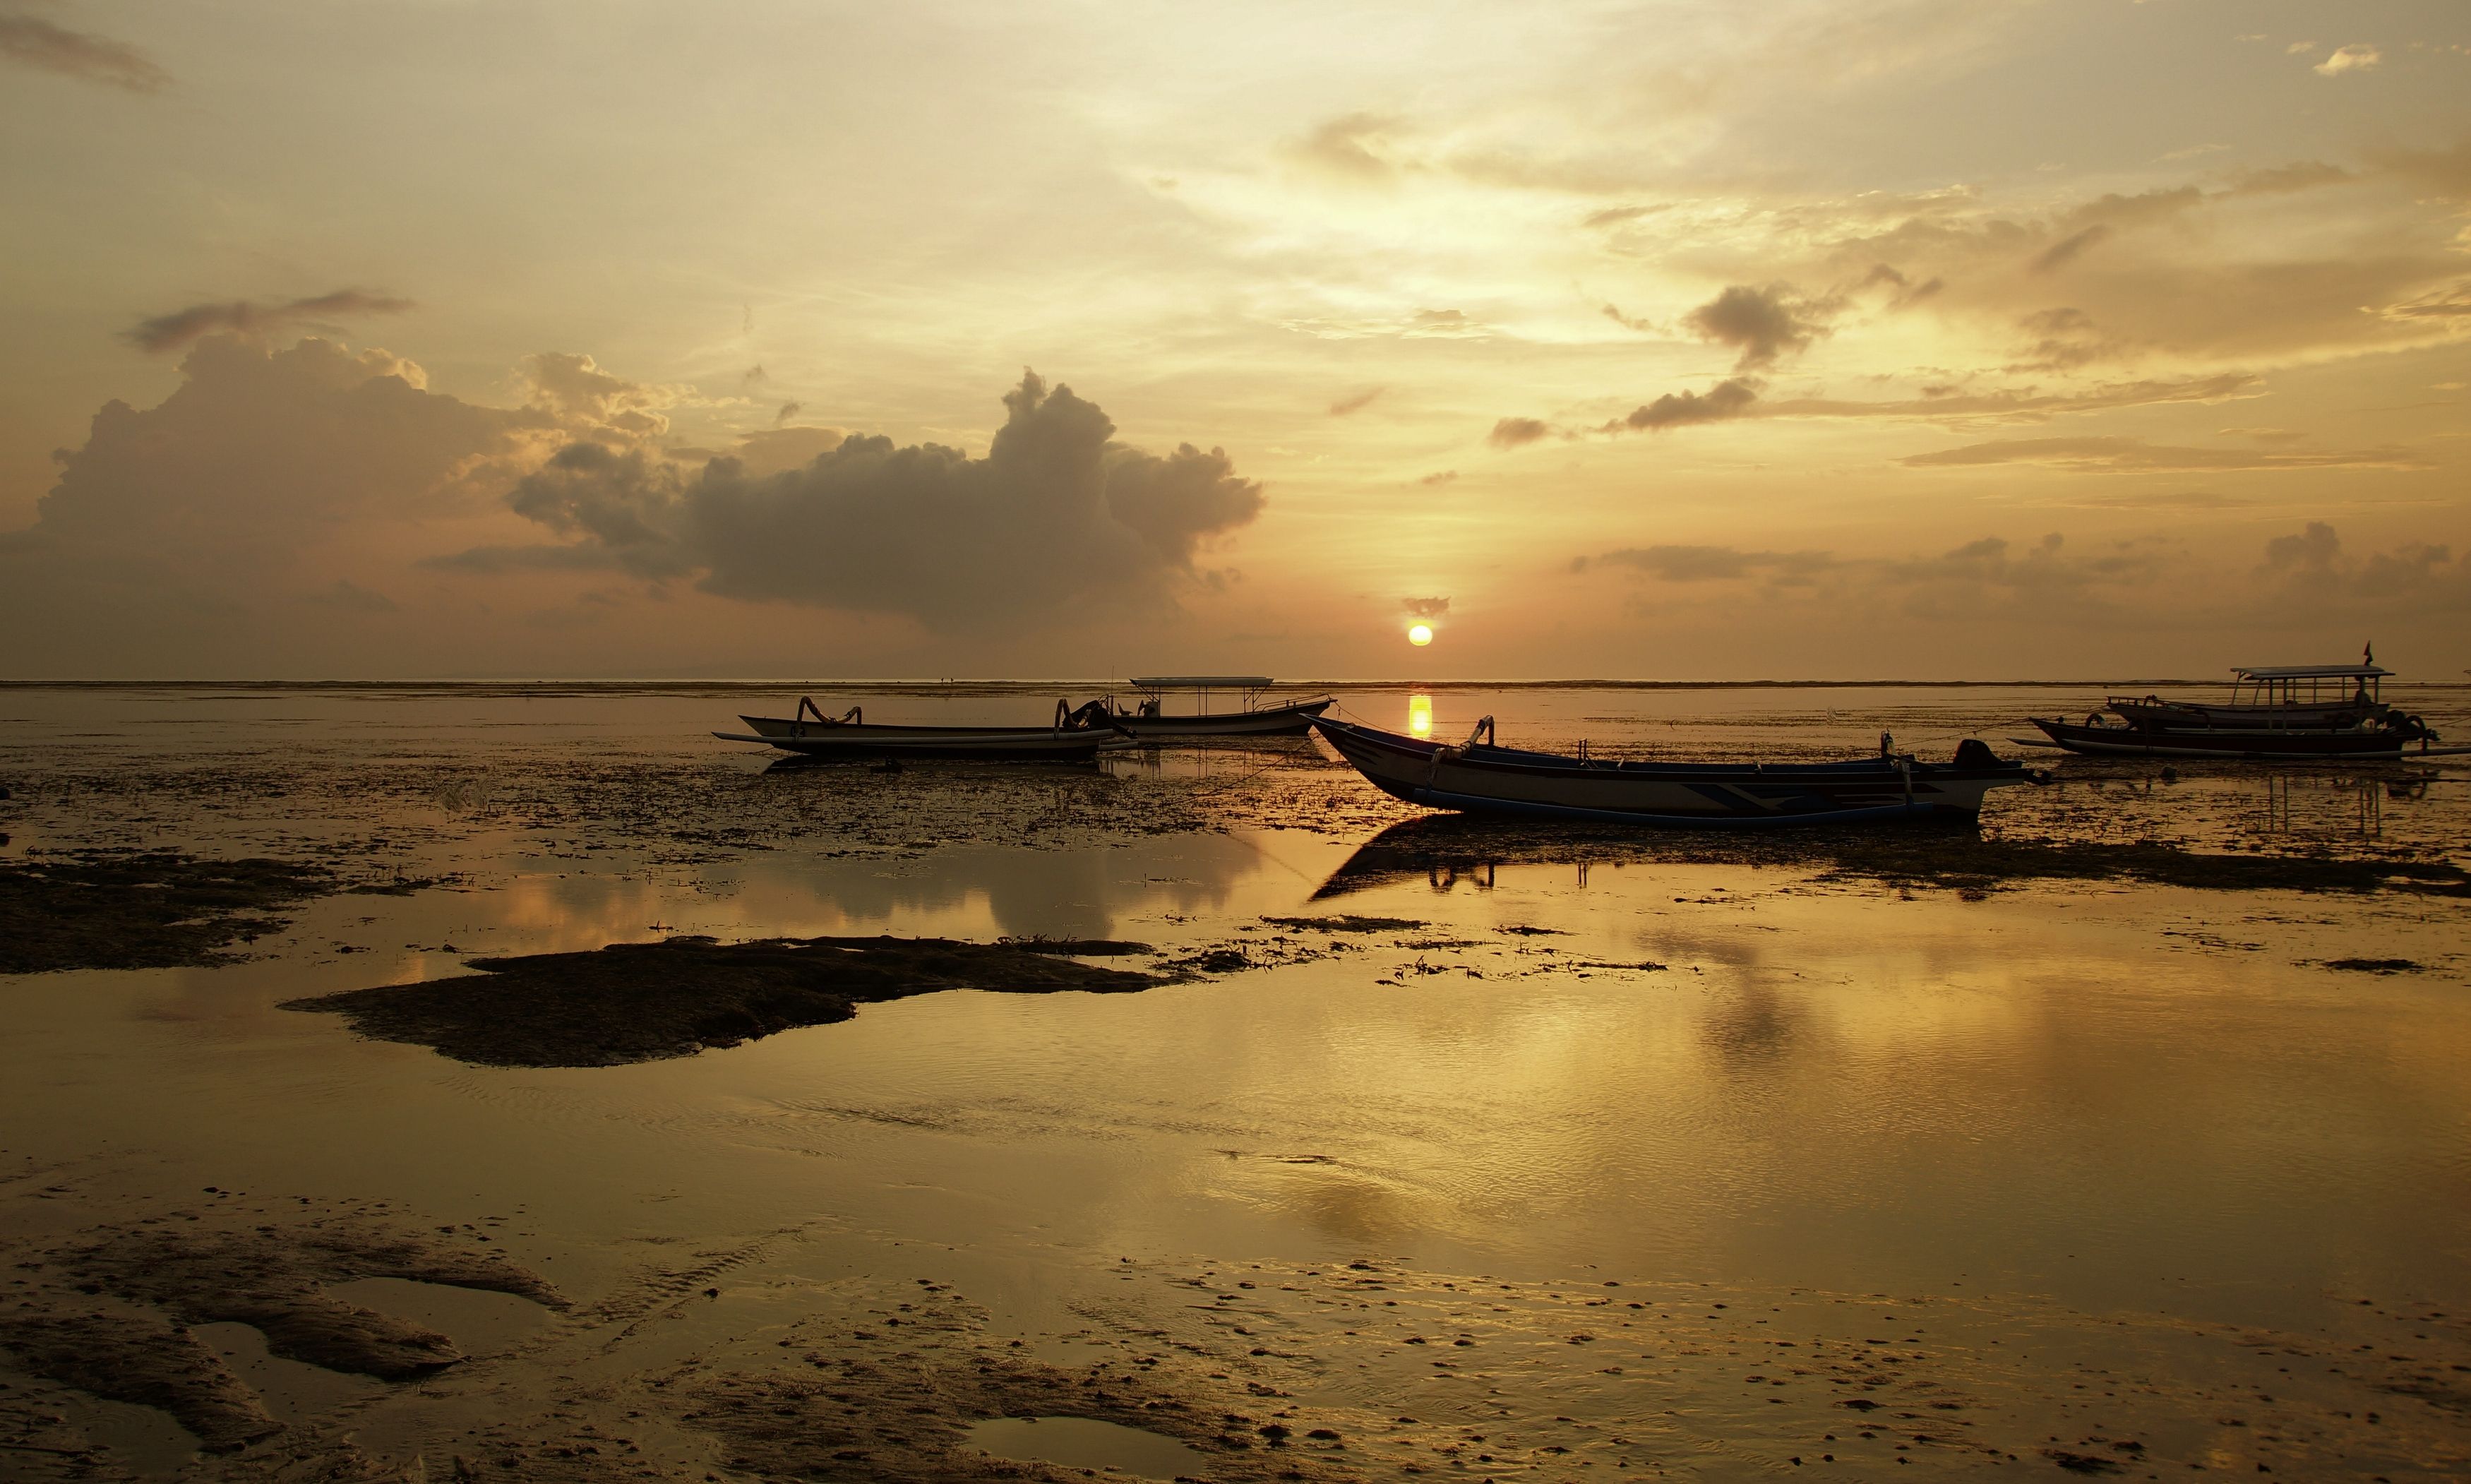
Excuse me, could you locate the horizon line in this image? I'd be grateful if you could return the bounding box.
[6,675,2451,691]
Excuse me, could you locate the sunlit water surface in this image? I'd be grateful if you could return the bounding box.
[2,681,2467,1476]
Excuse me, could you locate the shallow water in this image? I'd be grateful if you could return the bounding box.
[1,681,2467,1479]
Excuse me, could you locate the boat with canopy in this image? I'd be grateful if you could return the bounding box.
[2023,650,2453,758]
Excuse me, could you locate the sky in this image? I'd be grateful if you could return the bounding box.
[1,0,2465,681]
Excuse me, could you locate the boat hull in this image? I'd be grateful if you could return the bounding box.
[1312,717,2037,827]
[721,715,1127,761]
[1111,698,1332,738]
[2028,717,2435,760]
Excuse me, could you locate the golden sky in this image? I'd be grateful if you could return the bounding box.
[1,0,2465,679]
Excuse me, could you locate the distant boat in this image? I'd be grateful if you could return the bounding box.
[1086,676,1334,738]
[1312,715,2042,827]
[716,697,1132,761]
[2023,654,2455,759]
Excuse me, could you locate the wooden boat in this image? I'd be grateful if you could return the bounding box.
[2025,656,2454,759]
[1312,715,2043,827]
[716,697,1132,761]
[1088,676,1334,738]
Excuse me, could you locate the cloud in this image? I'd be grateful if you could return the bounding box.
[0,336,554,663]
[2029,224,2110,275]
[518,351,693,439]
[1898,436,2426,473]
[494,371,1264,631]
[304,578,398,613]
[1488,417,1552,448]
[2379,282,2471,321]
[1682,284,1833,370]
[1327,387,1384,416]
[417,543,622,575]
[1766,373,2260,424]
[1601,303,1658,333]
[1584,545,1836,583]
[1602,377,1761,433]
[2227,161,2353,195]
[2255,523,2471,611]
[2067,186,2203,231]
[2375,138,2471,198]
[2264,521,2341,571]
[728,425,849,477]
[1855,263,1942,308]
[123,289,416,354]
[1584,204,1667,229]
[1401,596,1450,618]
[2042,491,2258,511]
[2004,306,2117,371]
[774,400,801,424]
[1288,112,1404,182]
[2314,44,2379,76]
[1417,469,1458,487]
[0,11,167,92]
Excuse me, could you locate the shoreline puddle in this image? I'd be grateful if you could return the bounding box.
[964,1414,1214,1478]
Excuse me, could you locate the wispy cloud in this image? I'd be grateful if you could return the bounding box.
[2029,224,2110,275]
[124,289,416,353]
[2313,44,2380,76]
[1899,436,2425,473]
[0,11,167,92]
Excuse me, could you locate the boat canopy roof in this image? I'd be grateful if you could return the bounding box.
[2232,664,2390,680]
[1127,676,1274,689]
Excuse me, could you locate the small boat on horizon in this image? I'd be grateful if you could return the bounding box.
[1312,714,2043,827]
[1076,676,1334,738]
[716,696,1132,762]
[2021,652,2458,759]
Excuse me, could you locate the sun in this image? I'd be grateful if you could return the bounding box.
[1407,623,1433,646]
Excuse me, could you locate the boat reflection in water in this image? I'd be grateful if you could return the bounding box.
[1312,815,1713,899]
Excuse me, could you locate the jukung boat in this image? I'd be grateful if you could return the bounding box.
[1312,714,2043,827]
[2024,654,2454,759]
[716,696,1132,761]
[1077,676,1334,738]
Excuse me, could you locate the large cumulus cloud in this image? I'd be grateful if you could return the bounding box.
[0,335,556,670]
[0,337,1264,672]
[484,370,1263,630]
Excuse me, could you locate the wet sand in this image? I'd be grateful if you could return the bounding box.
[1,682,2467,1480]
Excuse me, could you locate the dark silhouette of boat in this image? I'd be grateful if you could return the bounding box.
[716,696,1131,761]
[1312,714,2042,827]
[1078,677,1333,738]
[2024,654,2455,759]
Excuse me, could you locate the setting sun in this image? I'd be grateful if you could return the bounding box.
[1407,625,1433,647]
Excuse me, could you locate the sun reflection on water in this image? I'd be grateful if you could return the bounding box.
[1408,693,1433,737]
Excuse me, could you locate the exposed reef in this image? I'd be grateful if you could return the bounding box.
[285,935,1166,1067]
